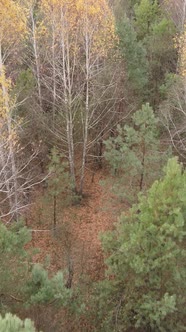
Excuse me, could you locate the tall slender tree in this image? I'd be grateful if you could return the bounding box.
[0,0,27,220]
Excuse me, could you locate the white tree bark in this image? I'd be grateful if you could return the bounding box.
[0,44,19,220]
[30,5,43,110]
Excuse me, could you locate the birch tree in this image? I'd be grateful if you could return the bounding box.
[161,20,186,160]
[38,0,116,194]
[22,0,49,112]
[38,0,81,191]
[0,0,27,221]
[0,0,46,221]
[27,0,44,110]
[77,0,116,194]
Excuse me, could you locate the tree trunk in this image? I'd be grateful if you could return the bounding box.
[79,5,90,195]
[53,194,57,233]
[139,140,146,192]
[0,45,19,221]
[30,7,43,110]
[61,8,76,192]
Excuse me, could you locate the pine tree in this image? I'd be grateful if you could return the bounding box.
[0,222,31,306]
[104,103,170,203]
[0,222,77,324]
[116,16,148,99]
[0,314,38,332]
[45,147,73,232]
[95,158,186,332]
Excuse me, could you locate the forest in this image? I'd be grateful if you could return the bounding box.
[0,0,186,331]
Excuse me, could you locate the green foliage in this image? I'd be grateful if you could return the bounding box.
[47,147,80,203]
[26,264,72,306]
[44,147,76,228]
[95,158,186,331]
[0,313,38,332]
[0,221,31,254]
[104,103,170,203]
[47,147,71,198]
[0,222,31,306]
[0,222,78,324]
[149,18,176,59]
[25,264,84,317]
[116,0,177,106]
[15,69,36,95]
[134,0,175,45]
[133,0,176,105]
[117,16,148,96]
[134,0,160,39]
[159,73,179,99]
[13,69,36,117]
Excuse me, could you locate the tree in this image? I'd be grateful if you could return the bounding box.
[134,0,177,105]
[26,0,44,111]
[160,22,186,161]
[0,221,80,330]
[0,0,37,221]
[104,103,170,203]
[45,147,73,231]
[94,158,186,332]
[0,313,38,332]
[116,16,148,102]
[0,0,53,221]
[134,0,160,39]
[76,0,116,194]
[0,222,31,304]
[26,264,72,305]
[27,0,117,195]
[162,0,186,31]
[114,0,177,107]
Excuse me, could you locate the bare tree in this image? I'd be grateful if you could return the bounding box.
[0,0,49,221]
[38,0,118,194]
[160,77,186,161]
[42,1,80,190]
[29,1,43,110]
[20,0,126,197]
[76,0,118,194]
[162,0,186,30]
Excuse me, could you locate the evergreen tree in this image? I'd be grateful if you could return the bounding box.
[0,313,38,332]
[134,0,177,105]
[25,264,72,306]
[95,158,186,332]
[104,103,170,203]
[45,147,73,231]
[117,16,148,100]
[0,222,31,309]
[0,222,77,327]
[115,0,177,106]
[134,0,160,39]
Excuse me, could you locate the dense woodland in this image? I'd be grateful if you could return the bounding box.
[0,0,186,331]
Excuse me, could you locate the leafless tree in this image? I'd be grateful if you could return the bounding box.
[162,0,186,30]
[160,77,186,161]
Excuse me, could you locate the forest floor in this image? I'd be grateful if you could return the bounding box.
[26,166,128,331]
[28,167,117,280]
